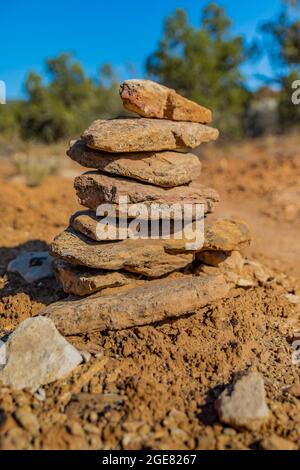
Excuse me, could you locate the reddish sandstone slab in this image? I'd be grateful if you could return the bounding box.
[120,79,212,123]
[67,140,201,188]
[42,274,231,335]
[50,228,193,278]
[74,171,219,217]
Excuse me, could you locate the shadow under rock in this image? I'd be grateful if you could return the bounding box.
[197,383,225,426]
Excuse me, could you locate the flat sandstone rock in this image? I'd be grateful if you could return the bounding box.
[81,118,219,153]
[53,259,135,296]
[74,172,219,216]
[50,228,193,278]
[120,79,212,124]
[165,218,251,253]
[41,274,231,335]
[70,210,194,241]
[67,140,202,188]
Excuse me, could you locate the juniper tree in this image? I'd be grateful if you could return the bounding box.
[146,3,251,139]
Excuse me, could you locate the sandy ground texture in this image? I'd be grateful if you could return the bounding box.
[0,133,300,450]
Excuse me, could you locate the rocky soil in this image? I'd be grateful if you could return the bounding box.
[0,132,300,450]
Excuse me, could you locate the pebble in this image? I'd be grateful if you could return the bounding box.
[216,372,269,431]
[14,409,40,436]
[7,251,52,283]
[260,434,297,450]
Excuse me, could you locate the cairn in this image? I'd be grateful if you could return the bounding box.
[43,80,251,335]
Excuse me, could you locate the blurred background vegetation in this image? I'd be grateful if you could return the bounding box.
[0,1,300,144]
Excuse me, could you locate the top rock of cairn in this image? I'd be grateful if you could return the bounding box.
[120,79,212,123]
[42,79,251,335]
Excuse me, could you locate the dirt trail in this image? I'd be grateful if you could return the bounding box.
[215,197,300,278]
[200,134,300,278]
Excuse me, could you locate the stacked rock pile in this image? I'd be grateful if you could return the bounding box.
[43,80,251,335]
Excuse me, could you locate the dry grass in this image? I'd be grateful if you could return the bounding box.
[0,138,68,186]
[11,153,61,186]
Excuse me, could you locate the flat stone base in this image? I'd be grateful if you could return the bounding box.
[50,227,193,278]
[41,273,231,335]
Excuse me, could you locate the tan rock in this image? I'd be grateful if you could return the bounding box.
[197,250,230,267]
[120,79,212,123]
[71,213,249,258]
[81,118,219,153]
[50,228,193,278]
[71,210,148,241]
[194,264,239,286]
[70,210,121,241]
[195,251,247,286]
[71,210,197,242]
[203,218,251,252]
[74,171,219,216]
[52,259,135,296]
[197,250,245,271]
[67,140,202,188]
[260,435,297,451]
[165,218,251,253]
[244,259,272,284]
[41,273,231,335]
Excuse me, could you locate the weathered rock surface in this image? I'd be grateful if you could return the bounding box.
[70,214,249,257]
[50,228,193,278]
[203,218,251,252]
[68,140,202,188]
[71,210,196,242]
[7,251,52,283]
[120,79,212,123]
[74,172,219,216]
[41,273,231,335]
[53,259,135,296]
[81,118,219,153]
[216,373,270,431]
[197,250,231,267]
[71,210,150,241]
[197,254,274,289]
[70,211,112,241]
[195,250,248,286]
[197,250,245,270]
[165,218,251,253]
[0,317,82,390]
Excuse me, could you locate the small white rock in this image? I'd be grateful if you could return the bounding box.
[216,372,269,431]
[0,317,82,391]
[285,294,300,305]
[33,388,46,402]
[7,251,53,283]
[236,278,255,287]
[80,351,92,363]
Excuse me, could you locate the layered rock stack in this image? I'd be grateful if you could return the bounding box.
[43,80,251,335]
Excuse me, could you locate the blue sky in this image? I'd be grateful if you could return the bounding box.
[1,0,283,99]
